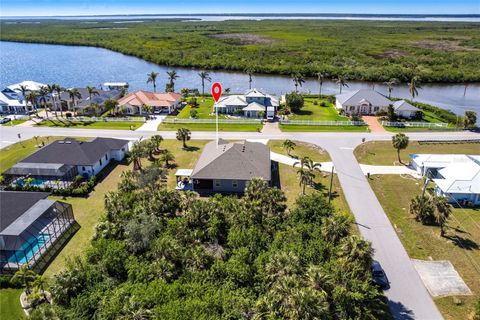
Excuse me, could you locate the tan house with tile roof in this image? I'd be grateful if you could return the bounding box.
[117,90,182,114]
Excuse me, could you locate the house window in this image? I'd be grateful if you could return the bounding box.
[82,166,85,171]
[214,180,221,187]
[99,159,102,166]
[350,106,355,111]
[374,107,379,112]
[232,180,238,188]
[122,148,125,152]
[105,154,108,160]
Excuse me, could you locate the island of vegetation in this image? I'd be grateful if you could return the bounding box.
[1,19,479,82]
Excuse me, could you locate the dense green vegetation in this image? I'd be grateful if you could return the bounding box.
[39,170,388,318]
[1,19,479,82]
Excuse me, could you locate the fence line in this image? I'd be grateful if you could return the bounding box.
[381,121,448,128]
[163,118,262,124]
[46,116,146,122]
[280,119,366,126]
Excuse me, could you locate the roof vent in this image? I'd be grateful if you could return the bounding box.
[65,141,72,144]
[58,141,65,144]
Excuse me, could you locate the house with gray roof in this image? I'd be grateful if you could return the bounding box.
[335,89,392,115]
[0,191,76,274]
[58,88,121,114]
[214,88,279,118]
[392,100,420,119]
[190,139,271,194]
[4,138,129,188]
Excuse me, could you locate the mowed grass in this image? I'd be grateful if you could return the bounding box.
[267,140,331,162]
[0,288,25,320]
[280,124,368,132]
[384,126,462,133]
[354,141,480,165]
[158,122,262,132]
[176,97,218,119]
[36,119,144,130]
[369,175,480,320]
[0,136,90,172]
[288,99,348,121]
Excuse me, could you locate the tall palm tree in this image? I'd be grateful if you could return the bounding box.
[336,76,349,94]
[67,88,82,114]
[54,85,64,117]
[147,71,159,92]
[198,71,211,96]
[391,133,409,164]
[292,73,305,93]
[282,139,296,156]
[128,143,146,171]
[432,196,451,237]
[245,66,255,89]
[176,128,191,148]
[12,266,37,295]
[151,135,164,153]
[26,92,38,116]
[166,70,179,92]
[46,84,58,117]
[384,78,398,98]
[294,156,322,173]
[316,72,326,98]
[86,86,99,111]
[38,86,49,118]
[18,84,29,112]
[408,76,421,100]
[296,168,315,195]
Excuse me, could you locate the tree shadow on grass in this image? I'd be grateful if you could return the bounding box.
[444,234,479,251]
[293,109,313,116]
[183,146,200,152]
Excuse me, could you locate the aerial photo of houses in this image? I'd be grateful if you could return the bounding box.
[0,1,479,319]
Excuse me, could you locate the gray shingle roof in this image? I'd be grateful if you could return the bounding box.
[336,89,392,106]
[191,140,271,181]
[393,100,419,112]
[0,191,49,233]
[17,138,129,166]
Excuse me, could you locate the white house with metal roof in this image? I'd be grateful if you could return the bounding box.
[410,154,480,206]
[214,88,279,118]
[336,89,392,115]
[0,90,31,114]
[392,100,420,119]
[7,81,47,93]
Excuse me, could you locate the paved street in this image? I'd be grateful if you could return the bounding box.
[1,125,478,319]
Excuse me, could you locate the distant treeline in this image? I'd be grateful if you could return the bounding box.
[1,19,480,82]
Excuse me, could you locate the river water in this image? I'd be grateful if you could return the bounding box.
[0,41,478,117]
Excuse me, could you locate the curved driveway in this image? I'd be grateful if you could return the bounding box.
[1,126,479,319]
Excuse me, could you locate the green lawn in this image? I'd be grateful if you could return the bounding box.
[354,141,480,165]
[0,288,25,320]
[176,97,220,119]
[369,175,480,320]
[267,140,331,162]
[288,98,348,121]
[158,122,263,132]
[384,126,462,133]
[36,119,144,130]
[280,124,368,132]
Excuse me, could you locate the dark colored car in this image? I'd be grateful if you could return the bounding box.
[372,260,390,289]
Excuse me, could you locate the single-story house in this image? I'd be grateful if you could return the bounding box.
[4,138,130,188]
[335,89,392,115]
[0,89,31,114]
[57,88,121,114]
[190,139,271,194]
[392,100,420,119]
[7,81,47,93]
[0,191,76,274]
[410,154,480,206]
[214,88,279,118]
[117,91,182,114]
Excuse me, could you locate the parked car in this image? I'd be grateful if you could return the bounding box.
[0,117,11,124]
[371,260,390,289]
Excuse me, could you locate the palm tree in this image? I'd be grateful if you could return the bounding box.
[245,66,255,89]
[198,71,211,96]
[26,92,38,116]
[409,195,434,224]
[166,70,179,92]
[391,133,409,164]
[296,167,315,195]
[67,88,82,114]
[338,235,373,270]
[147,71,159,92]
[12,266,37,295]
[18,84,29,112]
[38,86,49,118]
[282,139,296,156]
[176,128,191,148]
[432,196,451,237]
[151,135,163,153]
[294,156,322,173]
[128,143,146,171]
[408,76,421,100]
[33,275,48,297]
[86,86,99,114]
[54,85,64,117]
[316,72,326,98]
[142,104,152,115]
[46,84,58,117]
[384,78,398,98]
[336,76,349,94]
[161,150,175,167]
[143,140,156,161]
[292,73,305,93]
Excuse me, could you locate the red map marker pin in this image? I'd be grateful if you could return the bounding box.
[211,82,222,102]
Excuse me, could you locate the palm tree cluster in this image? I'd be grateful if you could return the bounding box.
[294,156,322,195]
[127,135,170,171]
[49,175,386,319]
[409,194,452,237]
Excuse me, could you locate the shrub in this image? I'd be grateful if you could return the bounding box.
[65,112,72,118]
[188,97,198,107]
[190,109,198,119]
[285,92,304,112]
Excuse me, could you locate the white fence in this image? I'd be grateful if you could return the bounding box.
[163,118,262,124]
[381,121,448,128]
[280,119,366,126]
[46,116,146,122]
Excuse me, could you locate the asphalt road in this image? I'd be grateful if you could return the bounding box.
[1,126,478,319]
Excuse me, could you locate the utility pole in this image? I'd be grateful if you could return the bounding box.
[328,165,334,204]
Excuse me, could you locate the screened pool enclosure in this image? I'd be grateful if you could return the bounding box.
[0,192,77,274]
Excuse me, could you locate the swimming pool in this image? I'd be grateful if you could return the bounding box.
[8,234,50,264]
[16,178,49,187]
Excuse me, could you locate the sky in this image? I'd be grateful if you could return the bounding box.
[1,0,479,16]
